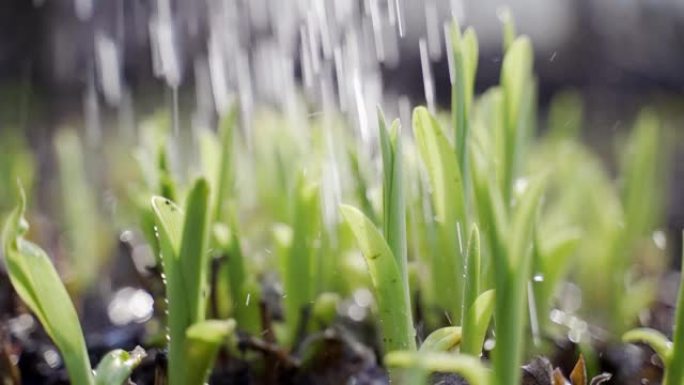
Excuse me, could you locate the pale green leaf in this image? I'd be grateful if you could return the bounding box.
[184,319,236,385]
[2,188,93,385]
[340,204,415,351]
[419,326,462,353]
[461,289,495,356]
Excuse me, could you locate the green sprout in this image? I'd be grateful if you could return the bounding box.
[413,106,467,322]
[623,234,684,385]
[2,187,145,385]
[151,178,235,385]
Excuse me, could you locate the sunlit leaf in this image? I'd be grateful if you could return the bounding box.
[2,187,93,385]
[413,106,466,320]
[340,204,415,351]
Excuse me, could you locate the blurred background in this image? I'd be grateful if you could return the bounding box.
[0,0,683,257]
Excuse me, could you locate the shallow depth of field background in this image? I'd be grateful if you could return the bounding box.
[0,0,683,258]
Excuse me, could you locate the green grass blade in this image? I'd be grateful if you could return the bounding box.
[340,204,415,351]
[94,347,146,385]
[219,220,260,334]
[150,195,189,385]
[413,106,466,320]
[621,109,661,233]
[378,108,408,288]
[500,37,533,202]
[547,91,584,141]
[385,351,490,385]
[347,146,379,224]
[2,188,93,385]
[419,326,462,353]
[178,179,211,322]
[492,176,545,385]
[461,289,495,356]
[184,319,236,385]
[214,107,238,222]
[499,7,516,52]
[412,107,466,227]
[450,21,479,184]
[284,177,320,343]
[462,225,481,324]
[533,228,580,330]
[665,234,684,385]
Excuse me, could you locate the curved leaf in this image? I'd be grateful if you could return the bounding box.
[420,326,462,353]
[340,204,415,351]
[461,289,495,356]
[385,350,490,385]
[94,347,146,385]
[2,187,93,385]
[378,108,408,280]
[622,328,672,363]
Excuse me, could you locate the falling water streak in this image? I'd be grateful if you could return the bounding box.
[425,0,442,60]
[314,1,333,60]
[74,0,93,20]
[388,0,397,27]
[208,34,230,115]
[193,56,213,129]
[322,112,342,245]
[307,12,321,76]
[118,88,136,142]
[83,70,102,147]
[300,26,314,90]
[419,38,436,114]
[152,0,181,89]
[333,46,347,112]
[444,23,455,84]
[95,33,122,106]
[398,95,412,134]
[370,0,385,62]
[450,0,465,20]
[444,311,453,325]
[527,280,541,347]
[394,0,406,37]
[353,73,370,146]
[236,50,254,152]
[172,86,179,137]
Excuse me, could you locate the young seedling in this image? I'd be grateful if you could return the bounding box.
[2,187,145,385]
[448,19,478,194]
[282,175,320,344]
[413,106,467,322]
[199,108,261,333]
[622,234,684,385]
[459,228,495,357]
[151,178,235,385]
[472,130,546,385]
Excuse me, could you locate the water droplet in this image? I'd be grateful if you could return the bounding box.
[652,230,666,250]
